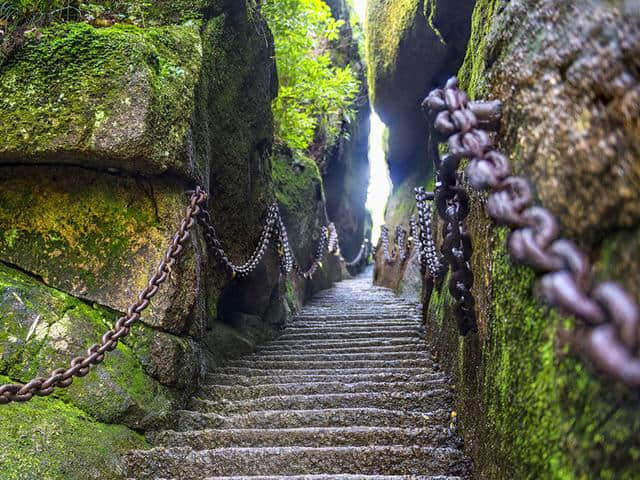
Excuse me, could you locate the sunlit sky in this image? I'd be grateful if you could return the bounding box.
[365,112,392,243]
[352,0,366,21]
[351,0,392,243]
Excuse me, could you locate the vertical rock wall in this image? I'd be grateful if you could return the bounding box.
[366,0,475,300]
[0,0,360,477]
[425,1,640,478]
[317,0,372,262]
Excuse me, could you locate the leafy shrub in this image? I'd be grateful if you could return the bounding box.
[262,0,360,151]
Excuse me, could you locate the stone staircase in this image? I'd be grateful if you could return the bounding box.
[125,267,472,479]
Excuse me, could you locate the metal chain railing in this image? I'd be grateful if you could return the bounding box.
[415,187,444,279]
[343,239,370,268]
[395,225,409,262]
[423,76,640,387]
[0,187,209,405]
[380,225,392,263]
[0,188,366,404]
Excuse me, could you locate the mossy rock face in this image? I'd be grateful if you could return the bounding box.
[0,264,175,429]
[374,173,431,302]
[421,1,640,478]
[365,0,474,183]
[459,0,640,240]
[272,144,342,302]
[0,22,205,183]
[0,166,204,335]
[0,378,147,480]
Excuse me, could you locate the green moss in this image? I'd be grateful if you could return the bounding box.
[272,148,322,219]
[0,262,174,428]
[0,375,147,480]
[271,145,324,251]
[0,167,189,319]
[428,225,640,479]
[365,0,421,106]
[0,21,202,176]
[457,0,500,97]
[423,0,445,44]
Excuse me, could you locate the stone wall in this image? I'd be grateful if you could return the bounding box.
[366,0,474,300]
[425,1,640,478]
[0,0,353,477]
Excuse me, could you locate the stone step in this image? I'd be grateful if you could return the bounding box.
[150,426,455,449]
[125,445,470,478]
[264,338,424,350]
[223,358,434,371]
[217,367,438,377]
[282,322,422,335]
[297,311,415,316]
[293,314,418,321]
[276,330,422,341]
[204,476,462,480]
[190,390,452,414]
[204,476,461,480]
[257,342,426,355]
[202,378,449,399]
[174,407,451,431]
[205,371,445,387]
[241,351,434,364]
[288,320,419,328]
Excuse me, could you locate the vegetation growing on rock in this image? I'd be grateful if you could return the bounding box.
[0,21,203,179]
[0,377,147,480]
[421,1,640,478]
[263,0,360,151]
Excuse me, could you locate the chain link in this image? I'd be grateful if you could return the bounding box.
[415,187,444,279]
[424,76,640,387]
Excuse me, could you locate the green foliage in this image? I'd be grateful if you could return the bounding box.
[262,0,360,151]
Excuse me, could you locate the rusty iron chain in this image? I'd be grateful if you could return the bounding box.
[424,76,640,387]
[395,225,409,262]
[198,202,344,280]
[380,225,393,263]
[421,98,478,335]
[344,239,370,268]
[415,187,444,279]
[1,188,359,405]
[0,187,209,405]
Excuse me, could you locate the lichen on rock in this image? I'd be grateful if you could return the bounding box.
[421,1,640,478]
[0,263,176,429]
[0,21,205,183]
[0,377,147,480]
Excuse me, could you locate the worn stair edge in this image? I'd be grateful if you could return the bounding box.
[205,371,446,387]
[202,476,463,480]
[174,407,452,431]
[201,379,449,398]
[125,445,471,478]
[149,426,457,449]
[190,390,452,415]
[223,359,434,371]
[256,343,427,354]
[244,351,434,362]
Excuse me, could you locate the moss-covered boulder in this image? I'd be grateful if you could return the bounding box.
[365,0,475,183]
[0,0,282,475]
[0,22,206,183]
[272,144,343,301]
[0,166,205,335]
[0,263,175,429]
[0,380,147,480]
[421,1,640,478]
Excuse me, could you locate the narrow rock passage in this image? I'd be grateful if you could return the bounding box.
[125,267,472,479]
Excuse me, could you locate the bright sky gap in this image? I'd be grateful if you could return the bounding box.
[365,112,392,243]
